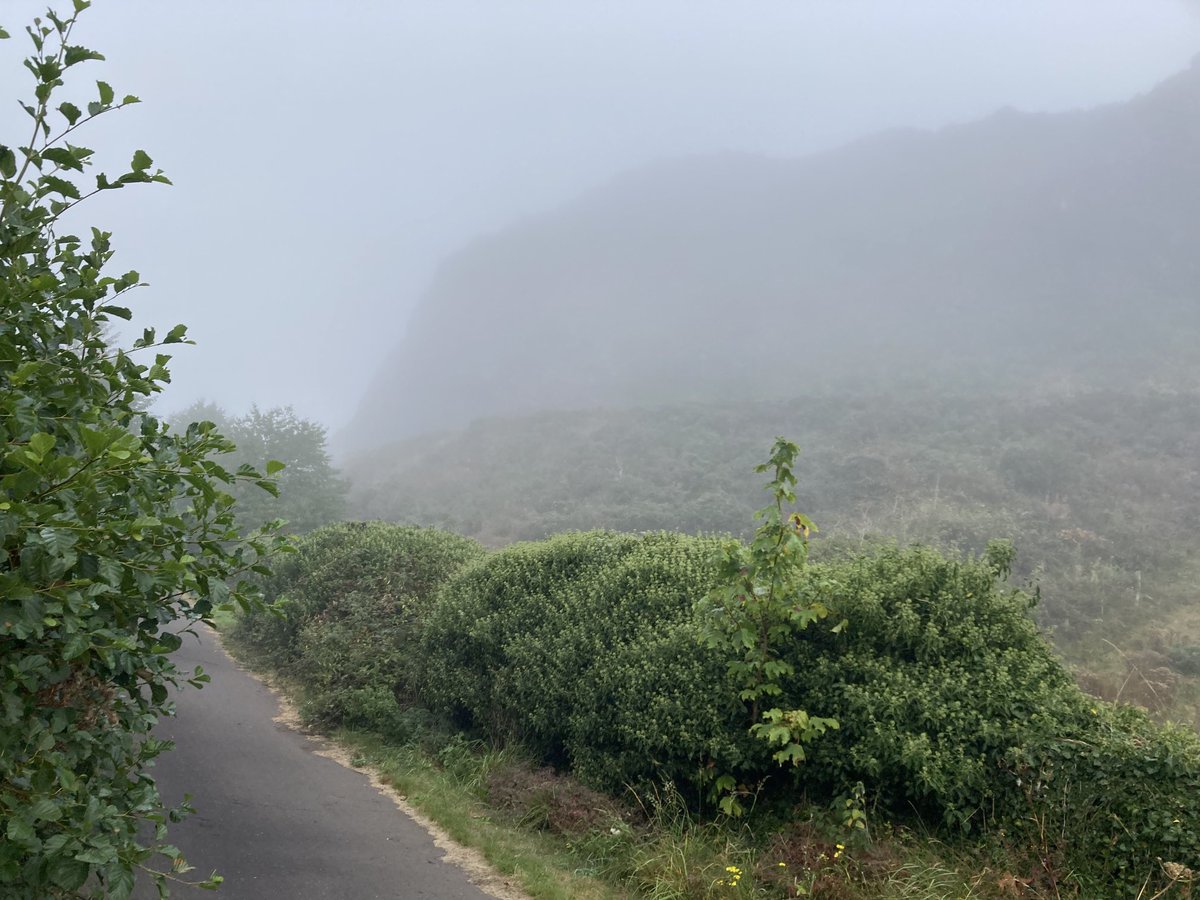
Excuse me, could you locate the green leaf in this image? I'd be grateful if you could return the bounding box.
[64,45,104,67]
[41,146,84,171]
[0,145,16,178]
[57,100,81,124]
[79,425,109,457]
[63,631,91,660]
[774,743,806,765]
[130,149,152,172]
[265,459,286,476]
[39,174,81,199]
[27,432,55,459]
[107,866,135,900]
[75,848,113,866]
[29,798,62,822]
[48,857,89,891]
[97,79,113,105]
[6,817,35,844]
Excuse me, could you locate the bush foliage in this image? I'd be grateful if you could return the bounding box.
[417,530,750,789]
[236,521,483,735]
[0,7,283,896]
[240,517,1200,894]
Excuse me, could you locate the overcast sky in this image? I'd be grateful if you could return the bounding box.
[2,1,1198,431]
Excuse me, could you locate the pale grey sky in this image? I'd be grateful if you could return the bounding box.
[2,1,1198,430]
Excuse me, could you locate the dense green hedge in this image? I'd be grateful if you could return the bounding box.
[417,531,752,788]
[420,531,1200,893]
[773,545,1200,891]
[1007,706,1200,891]
[235,522,1200,894]
[779,544,1090,829]
[234,521,483,733]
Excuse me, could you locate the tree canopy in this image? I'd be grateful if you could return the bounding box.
[171,401,347,535]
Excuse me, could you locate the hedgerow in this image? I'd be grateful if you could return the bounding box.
[418,530,1200,892]
[236,510,1200,894]
[233,521,482,734]
[417,530,753,788]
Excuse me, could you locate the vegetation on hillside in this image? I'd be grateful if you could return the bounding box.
[343,387,1200,728]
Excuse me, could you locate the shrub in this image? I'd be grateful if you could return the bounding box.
[1005,705,1200,895]
[779,543,1088,829]
[233,521,375,665]
[419,530,1200,890]
[781,544,1200,891]
[419,530,754,788]
[0,7,283,894]
[235,521,483,734]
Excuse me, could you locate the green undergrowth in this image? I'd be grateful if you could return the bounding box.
[226,515,1200,896]
[332,726,1022,900]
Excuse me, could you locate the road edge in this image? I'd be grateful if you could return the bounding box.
[202,625,532,900]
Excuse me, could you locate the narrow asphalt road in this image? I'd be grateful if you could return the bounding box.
[133,629,501,899]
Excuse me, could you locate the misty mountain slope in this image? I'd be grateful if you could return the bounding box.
[345,57,1200,448]
[344,387,1200,724]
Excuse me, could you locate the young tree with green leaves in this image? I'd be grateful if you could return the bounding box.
[698,438,840,814]
[0,4,283,896]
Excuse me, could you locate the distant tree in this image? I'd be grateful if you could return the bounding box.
[171,401,348,534]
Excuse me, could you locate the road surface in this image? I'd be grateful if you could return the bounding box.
[134,629,504,899]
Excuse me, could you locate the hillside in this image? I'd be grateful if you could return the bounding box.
[342,56,1200,450]
[344,388,1200,726]
[338,56,1200,728]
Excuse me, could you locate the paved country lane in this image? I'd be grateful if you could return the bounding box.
[132,628,512,899]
